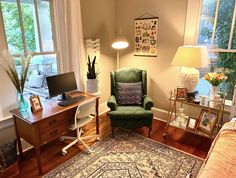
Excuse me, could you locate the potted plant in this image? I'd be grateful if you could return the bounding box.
[86,55,99,93]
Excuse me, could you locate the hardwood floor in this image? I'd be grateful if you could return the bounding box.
[15,113,211,177]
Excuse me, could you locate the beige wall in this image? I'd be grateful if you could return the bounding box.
[81,0,188,112]
[0,12,17,117]
[116,0,188,111]
[81,0,116,106]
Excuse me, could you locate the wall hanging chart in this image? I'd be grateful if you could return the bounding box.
[134,13,158,57]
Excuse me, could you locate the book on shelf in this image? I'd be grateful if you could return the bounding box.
[187,91,200,103]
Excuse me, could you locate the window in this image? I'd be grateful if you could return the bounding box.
[198,0,236,100]
[0,0,58,98]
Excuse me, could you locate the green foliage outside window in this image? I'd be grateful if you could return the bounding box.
[199,0,236,99]
[1,2,36,54]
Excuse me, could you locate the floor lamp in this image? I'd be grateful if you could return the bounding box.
[111,36,129,69]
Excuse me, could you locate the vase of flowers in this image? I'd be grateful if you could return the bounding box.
[211,85,219,96]
[16,93,28,112]
[0,50,31,112]
[204,68,229,98]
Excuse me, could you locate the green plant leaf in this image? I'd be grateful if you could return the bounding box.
[87,55,99,79]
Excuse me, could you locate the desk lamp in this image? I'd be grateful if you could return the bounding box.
[112,35,129,69]
[171,46,210,95]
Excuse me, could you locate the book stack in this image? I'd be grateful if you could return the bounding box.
[187,91,199,103]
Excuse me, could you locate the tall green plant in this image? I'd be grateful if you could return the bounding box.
[87,55,99,79]
[0,50,31,94]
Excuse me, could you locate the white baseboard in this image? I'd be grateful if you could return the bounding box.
[99,102,109,115]
[152,107,168,121]
[20,139,33,153]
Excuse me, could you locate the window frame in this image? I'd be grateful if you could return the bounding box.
[0,0,58,59]
[195,0,236,104]
[197,0,236,53]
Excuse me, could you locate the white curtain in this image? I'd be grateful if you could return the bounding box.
[184,0,202,45]
[0,11,17,117]
[53,0,86,91]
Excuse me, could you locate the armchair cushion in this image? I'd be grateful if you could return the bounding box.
[143,95,154,110]
[109,106,153,120]
[107,95,117,111]
[116,82,143,105]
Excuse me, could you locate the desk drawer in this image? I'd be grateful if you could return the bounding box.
[40,124,67,145]
[38,113,67,131]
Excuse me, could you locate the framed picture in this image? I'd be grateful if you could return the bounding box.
[186,117,198,131]
[176,88,187,100]
[230,85,236,118]
[134,17,158,57]
[198,109,217,134]
[29,95,43,112]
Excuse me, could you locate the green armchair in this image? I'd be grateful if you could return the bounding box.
[107,67,154,137]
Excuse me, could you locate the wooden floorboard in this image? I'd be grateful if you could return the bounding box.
[15,113,211,177]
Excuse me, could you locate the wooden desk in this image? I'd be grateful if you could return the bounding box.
[10,92,99,175]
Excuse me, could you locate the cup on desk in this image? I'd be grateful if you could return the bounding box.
[200,95,209,106]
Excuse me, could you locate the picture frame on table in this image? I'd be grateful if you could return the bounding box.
[186,117,198,131]
[29,95,43,112]
[176,88,187,100]
[197,109,217,134]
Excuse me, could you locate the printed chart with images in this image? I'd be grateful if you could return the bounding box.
[134,17,158,57]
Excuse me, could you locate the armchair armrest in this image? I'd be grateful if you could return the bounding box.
[143,95,153,110]
[107,95,117,111]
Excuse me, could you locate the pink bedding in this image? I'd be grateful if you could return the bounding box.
[198,121,236,178]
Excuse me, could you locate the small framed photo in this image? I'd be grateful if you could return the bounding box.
[176,88,187,100]
[29,95,43,112]
[197,109,217,134]
[186,117,198,131]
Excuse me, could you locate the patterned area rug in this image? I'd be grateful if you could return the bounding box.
[43,129,203,178]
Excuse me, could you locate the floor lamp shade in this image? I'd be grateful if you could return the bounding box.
[112,36,129,69]
[111,36,129,49]
[171,46,210,93]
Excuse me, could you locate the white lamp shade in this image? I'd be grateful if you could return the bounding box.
[111,36,129,49]
[171,46,210,68]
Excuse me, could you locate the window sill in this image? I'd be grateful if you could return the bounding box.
[0,114,12,121]
[0,115,13,131]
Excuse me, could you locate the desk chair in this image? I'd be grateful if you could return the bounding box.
[60,98,99,155]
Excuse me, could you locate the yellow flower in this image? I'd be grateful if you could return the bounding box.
[204,70,228,86]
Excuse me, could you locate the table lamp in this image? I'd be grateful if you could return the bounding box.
[111,35,129,69]
[171,45,210,94]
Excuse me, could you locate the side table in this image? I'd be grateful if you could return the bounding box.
[163,90,226,141]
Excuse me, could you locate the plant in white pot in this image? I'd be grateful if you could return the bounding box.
[86,55,99,93]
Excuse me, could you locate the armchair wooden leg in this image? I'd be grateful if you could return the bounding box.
[148,126,152,138]
[111,127,115,138]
